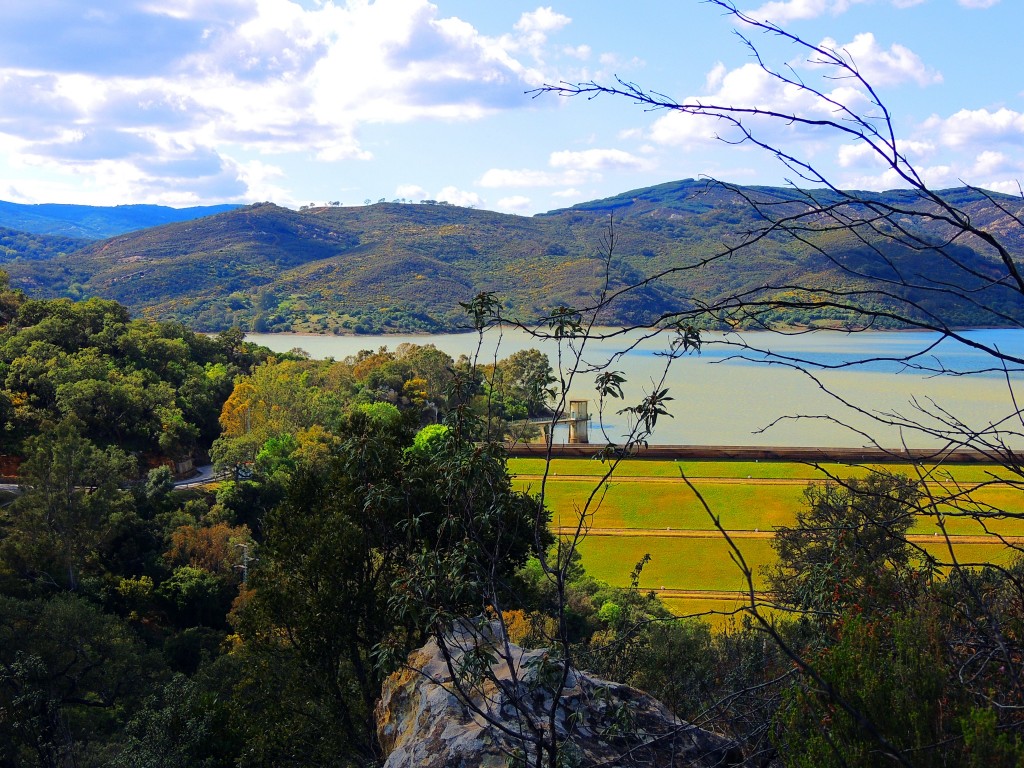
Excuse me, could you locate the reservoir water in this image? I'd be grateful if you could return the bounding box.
[246,328,1024,450]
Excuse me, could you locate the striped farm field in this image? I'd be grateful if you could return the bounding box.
[516,477,1024,537]
[571,533,1019,592]
[521,479,803,532]
[515,458,1024,612]
[573,536,777,593]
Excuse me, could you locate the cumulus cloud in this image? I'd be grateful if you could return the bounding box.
[927,108,1024,147]
[743,0,858,23]
[837,139,934,168]
[500,6,571,61]
[742,0,924,23]
[819,33,941,87]
[971,150,1014,176]
[514,7,571,35]
[549,148,649,172]
[479,147,646,190]
[647,31,938,152]
[984,180,1022,194]
[552,187,582,198]
[436,185,483,207]
[958,0,1000,7]
[391,183,481,207]
[0,0,581,204]
[395,184,428,200]
[496,195,532,212]
[647,61,872,149]
[479,168,578,188]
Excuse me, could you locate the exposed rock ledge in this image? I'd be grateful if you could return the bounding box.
[376,620,745,767]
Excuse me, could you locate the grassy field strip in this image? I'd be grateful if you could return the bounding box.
[575,537,777,592]
[517,474,1024,492]
[652,589,754,599]
[508,458,1022,483]
[517,474,814,485]
[521,479,1024,537]
[576,536,1018,593]
[658,598,757,627]
[554,527,1024,546]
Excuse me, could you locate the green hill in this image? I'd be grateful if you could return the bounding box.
[0,200,242,239]
[3,181,1022,333]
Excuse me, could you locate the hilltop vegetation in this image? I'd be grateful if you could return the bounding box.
[3,179,1024,333]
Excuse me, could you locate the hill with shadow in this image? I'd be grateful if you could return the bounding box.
[2,180,1022,333]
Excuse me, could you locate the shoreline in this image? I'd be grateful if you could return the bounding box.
[506,443,1005,464]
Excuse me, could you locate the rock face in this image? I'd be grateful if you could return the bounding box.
[375,620,744,767]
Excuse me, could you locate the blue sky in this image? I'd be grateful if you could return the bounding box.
[0,0,1018,214]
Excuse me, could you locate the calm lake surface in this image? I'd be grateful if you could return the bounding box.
[246,328,1024,449]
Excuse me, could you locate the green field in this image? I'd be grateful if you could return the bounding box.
[521,459,1024,613]
[518,477,1024,536]
[524,480,802,531]
[573,535,1020,592]
[575,537,777,592]
[508,458,1024,483]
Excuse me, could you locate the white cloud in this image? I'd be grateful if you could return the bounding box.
[479,168,591,188]
[647,61,865,148]
[549,148,648,172]
[496,195,531,212]
[235,158,290,203]
[819,33,941,87]
[436,185,483,207]
[704,62,726,93]
[972,150,1011,176]
[395,184,427,200]
[837,139,934,168]
[480,148,646,190]
[390,183,480,205]
[984,180,1021,194]
[959,0,1001,7]
[501,6,572,62]
[552,187,582,198]
[743,0,855,24]
[743,0,928,22]
[929,108,1024,147]
[515,7,571,35]
[563,44,591,60]
[0,0,578,204]
[648,111,720,147]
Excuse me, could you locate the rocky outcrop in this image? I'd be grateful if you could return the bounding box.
[375,620,744,767]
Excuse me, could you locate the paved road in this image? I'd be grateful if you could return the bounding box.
[174,464,221,487]
[0,464,223,494]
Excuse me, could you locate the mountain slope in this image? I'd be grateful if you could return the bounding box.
[3,180,1023,333]
[0,200,242,239]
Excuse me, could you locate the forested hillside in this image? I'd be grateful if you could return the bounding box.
[3,279,1024,765]
[0,200,242,239]
[0,278,598,766]
[4,180,1022,333]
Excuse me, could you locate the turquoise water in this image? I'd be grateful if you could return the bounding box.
[246,328,1024,449]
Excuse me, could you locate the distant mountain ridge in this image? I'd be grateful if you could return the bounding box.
[0,200,243,239]
[1,180,1022,333]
